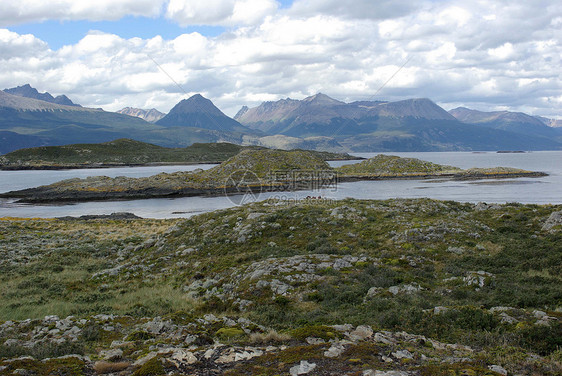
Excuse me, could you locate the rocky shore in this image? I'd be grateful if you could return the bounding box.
[0,151,547,203]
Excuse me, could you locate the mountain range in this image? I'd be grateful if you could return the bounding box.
[0,84,560,154]
[448,107,560,139]
[235,94,562,151]
[4,84,81,107]
[116,107,165,123]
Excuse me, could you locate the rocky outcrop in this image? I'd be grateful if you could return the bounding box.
[0,315,520,376]
[542,211,562,232]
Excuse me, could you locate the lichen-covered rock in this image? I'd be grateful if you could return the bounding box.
[542,211,562,231]
[289,360,317,375]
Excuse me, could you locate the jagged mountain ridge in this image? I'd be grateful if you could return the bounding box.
[3,84,81,107]
[1,86,561,154]
[235,94,455,126]
[0,91,345,154]
[0,90,90,112]
[235,94,458,136]
[0,90,166,153]
[117,107,165,123]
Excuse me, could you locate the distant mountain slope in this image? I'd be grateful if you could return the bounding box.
[0,131,46,154]
[235,94,458,137]
[535,116,562,128]
[0,91,262,153]
[375,98,457,120]
[339,118,562,152]
[156,94,252,133]
[117,107,165,123]
[4,84,81,107]
[236,95,454,130]
[242,134,346,152]
[236,94,561,151]
[449,107,560,139]
[0,90,165,153]
[450,107,543,125]
[1,86,560,153]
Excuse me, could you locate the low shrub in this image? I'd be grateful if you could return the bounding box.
[290,325,340,341]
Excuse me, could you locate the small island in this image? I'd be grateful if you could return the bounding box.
[1,149,547,203]
[0,138,359,170]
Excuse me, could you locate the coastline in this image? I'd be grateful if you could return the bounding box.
[0,156,363,171]
[1,170,547,204]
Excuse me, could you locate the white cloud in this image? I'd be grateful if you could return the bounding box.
[0,0,166,26]
[487,42,515,60]
[0,29,49,57]
[289,0,420,20]
[0,1,561,119]
[166,0,278,26]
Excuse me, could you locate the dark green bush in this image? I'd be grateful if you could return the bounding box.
[520,321,562,356]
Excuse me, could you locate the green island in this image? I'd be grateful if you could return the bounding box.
[0,198,561,375]
[1,149,547,203]
[0,138,358,170]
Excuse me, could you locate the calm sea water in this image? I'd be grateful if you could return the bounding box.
[0,151,560,219]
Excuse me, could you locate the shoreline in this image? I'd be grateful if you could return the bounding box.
[0,157,363,171]
[0,161,225,170]
[1,170,548,204]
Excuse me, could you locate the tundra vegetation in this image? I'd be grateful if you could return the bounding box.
[0,198,561,375]
[0,139,357,169]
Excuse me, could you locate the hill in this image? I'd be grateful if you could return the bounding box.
[3,84,81,107]
[337,154,461,175]
[0,131,47,154]
[200,148,331,182]
[0,199,560,375]
[0,139,356,169]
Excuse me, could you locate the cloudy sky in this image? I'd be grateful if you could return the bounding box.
[1,0,560,118]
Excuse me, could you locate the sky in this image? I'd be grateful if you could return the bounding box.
[0,0,561,118]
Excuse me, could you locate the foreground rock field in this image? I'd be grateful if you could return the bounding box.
[0,198,561,375]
